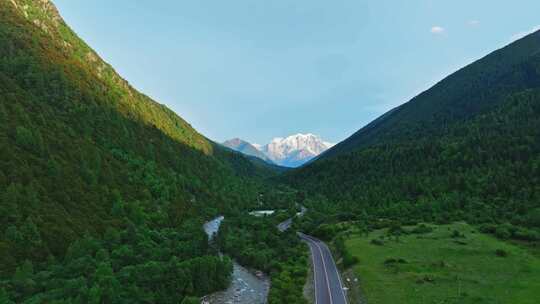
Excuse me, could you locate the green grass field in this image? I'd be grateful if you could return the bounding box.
[344,222,540,304]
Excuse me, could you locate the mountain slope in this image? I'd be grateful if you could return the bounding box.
[223,138,275,164]
[319,30,540,160]
[286,31,540,230]
[0,1,266,302]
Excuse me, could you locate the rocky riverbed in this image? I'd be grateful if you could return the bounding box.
[202,216,270,304]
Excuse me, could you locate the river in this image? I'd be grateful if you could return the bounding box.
[202,216,270,304]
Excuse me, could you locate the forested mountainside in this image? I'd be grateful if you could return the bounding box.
[286,31,540,238]
[0,1,269,302]
[319,30,540,160]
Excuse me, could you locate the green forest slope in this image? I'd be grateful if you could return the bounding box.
[318,30,540,160]
[287,31,540,236]
[0,0,271,302]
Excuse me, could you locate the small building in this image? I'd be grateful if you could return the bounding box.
[248,210,275,217]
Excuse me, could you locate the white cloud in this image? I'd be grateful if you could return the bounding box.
[468,20,480,26]
[510,25,540,42]
[430,26,445,34]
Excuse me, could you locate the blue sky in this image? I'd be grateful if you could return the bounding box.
[54,0,540,145]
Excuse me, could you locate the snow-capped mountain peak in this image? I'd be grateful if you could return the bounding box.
[224,133,334,167]
[262,133,334,167]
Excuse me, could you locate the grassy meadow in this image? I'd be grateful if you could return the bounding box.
[344,222,540,304]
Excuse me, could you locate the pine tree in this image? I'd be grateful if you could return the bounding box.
[0,288,14,304]
[20,217,42,247]
[0,183,21,224]
[12,260,35,295]
[94,262,120,303]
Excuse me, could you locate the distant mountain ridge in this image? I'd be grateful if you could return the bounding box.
[224,134,333,167]
[222,138,275,164]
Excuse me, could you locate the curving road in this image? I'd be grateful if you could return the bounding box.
[299,233,348,304]
[277,205,308,232]
[277,218,293,232]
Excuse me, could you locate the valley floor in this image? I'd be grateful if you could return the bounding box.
[343,222,540,304]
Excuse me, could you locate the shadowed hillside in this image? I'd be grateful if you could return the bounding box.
[0,1,274,302]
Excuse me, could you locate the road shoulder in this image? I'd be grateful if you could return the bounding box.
[341,268,366,304]
[303,250,315,303]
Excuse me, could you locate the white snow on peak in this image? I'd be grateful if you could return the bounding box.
[225,133,334,167]
[258,133,334,167]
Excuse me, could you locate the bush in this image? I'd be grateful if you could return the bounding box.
[370,239,384,246]
[480,223,539,242]
[479,224,497,234]
[495,249,508,257]
[14,126,36,151]
[494,227,511,239]
[432,260,447,268]
[343,253,359,268]
[312,224,339,241]
[417,275,435,284]
[451,230,465,238]
[181,297,200,304]
[384,258,408,265]
[410,224,434,234]
[513,228,540,241]
[388,221,405,235]
[527,208,540,228]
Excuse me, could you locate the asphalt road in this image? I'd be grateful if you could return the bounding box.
[277,218,293,232]
[277,205,307,232]
[299,233,348,304]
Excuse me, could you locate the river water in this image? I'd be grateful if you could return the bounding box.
[202,216,270,304]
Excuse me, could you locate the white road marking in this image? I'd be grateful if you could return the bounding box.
[306,240,319,304]
[313,240,334,304]
[322,242,348,304]
[302,233,348,304]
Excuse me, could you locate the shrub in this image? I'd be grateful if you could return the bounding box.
[370,239,384,246]
[383,258,407,265]
[313,224,339,241]
[494,227,511,239]
[513,228,540,241]
[181,297,200,304]
[432,260,447,268]
[410,224,434,234]
[343,253,359,268]
[527,208,540,228]
[451,230,465,238]
[14,126,36,151]
[388,221,405,235]
[479,224,497,234]
[416,275,435,284]
[397,258,408,264]
[495,249,508,257]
